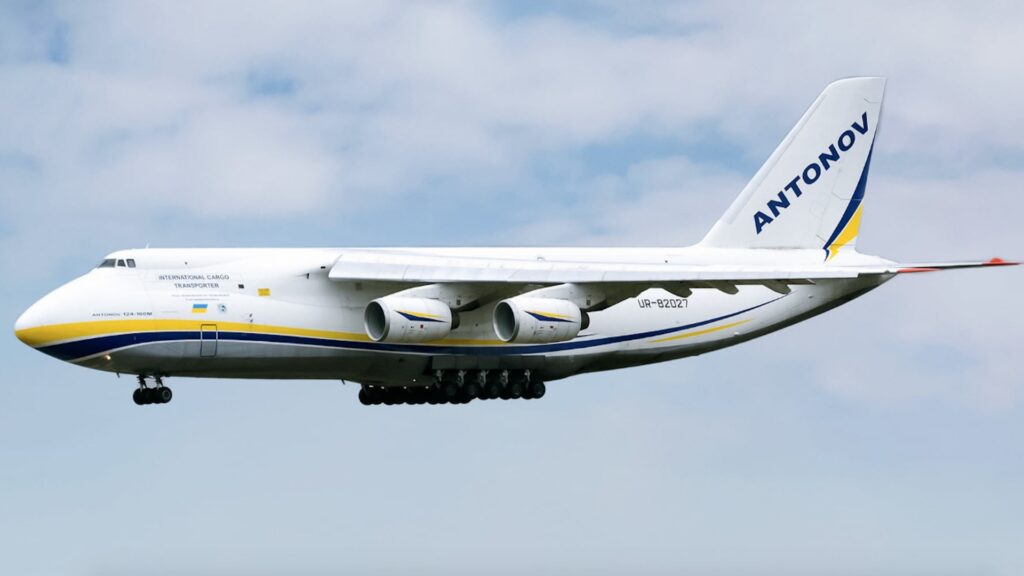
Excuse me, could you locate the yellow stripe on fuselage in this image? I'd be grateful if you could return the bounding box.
[17,319,157,347]
[435,338,505,346]
[650,320,750,343]
[14,319,374,348]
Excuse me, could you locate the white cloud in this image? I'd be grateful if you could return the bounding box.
[5,0,1024,228]
[88,104,336,217]
[494,155,746,245]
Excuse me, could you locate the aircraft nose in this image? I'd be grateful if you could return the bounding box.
[14,299,46,347]
[14,277,87,350]
[15,274,113,361]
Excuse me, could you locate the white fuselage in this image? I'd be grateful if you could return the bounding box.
[14,247,892,387]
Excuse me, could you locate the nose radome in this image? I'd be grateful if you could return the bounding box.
[14,300,45,346]
[14,277,87,348]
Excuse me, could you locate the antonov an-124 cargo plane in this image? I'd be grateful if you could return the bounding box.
[14,78,1018,406]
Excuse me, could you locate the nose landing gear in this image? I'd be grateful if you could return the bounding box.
[133,375,173,406]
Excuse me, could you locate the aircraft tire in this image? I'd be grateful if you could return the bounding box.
[371,388,386,405]
[507,379,524,399]
[441,381,459,399]
[392,389,406,405]
[528,381,546,399]
[412,388,429,405]
[484,382,500,399]
[156,387,173,404]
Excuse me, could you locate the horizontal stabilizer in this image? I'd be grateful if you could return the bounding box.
[893,257,1019,274]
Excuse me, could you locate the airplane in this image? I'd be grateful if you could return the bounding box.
[13,77,1018,407]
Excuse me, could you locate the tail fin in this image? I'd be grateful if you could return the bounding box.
[700,77,885,260]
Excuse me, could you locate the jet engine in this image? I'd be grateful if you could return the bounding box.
[493,297,588,344]
[364,297,455,343]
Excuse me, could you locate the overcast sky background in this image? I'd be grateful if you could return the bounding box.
[1,1,1022,575]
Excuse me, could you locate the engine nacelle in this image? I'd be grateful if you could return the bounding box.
[493,297,587,344]
[364,297,454,343]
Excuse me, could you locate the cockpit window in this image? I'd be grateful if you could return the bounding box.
[97,257,137,269]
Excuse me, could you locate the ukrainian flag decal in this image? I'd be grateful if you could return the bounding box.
[192,303,209,314]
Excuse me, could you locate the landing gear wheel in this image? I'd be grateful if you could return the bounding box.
[358,388,372,406]
[507,378,524,399]
[368,387,385,405]
[410,388,428,405]
[486,370,507,400]
[426,388,441,404]
[467,371,487,400]
[156,387,173,404]
[393,389,408,405]
[134,375,153,406]
[527,381,546,399]
[484,381,500,399]
[456,388,474,404]
[441,381,459,400]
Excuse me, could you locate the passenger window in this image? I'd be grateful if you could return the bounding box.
[97,259,115,268]
[127,259,136,268]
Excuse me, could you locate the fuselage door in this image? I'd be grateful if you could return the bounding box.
[200,324,218,357]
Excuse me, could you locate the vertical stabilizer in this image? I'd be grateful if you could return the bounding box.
[700,77,885,260]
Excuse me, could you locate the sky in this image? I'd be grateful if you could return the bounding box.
[1,1,1022,574]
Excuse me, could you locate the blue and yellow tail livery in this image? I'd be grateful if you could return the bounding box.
[701,77,884,259]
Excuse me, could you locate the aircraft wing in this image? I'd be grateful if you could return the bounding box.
[327,250,1016,287]
[327,249,857,286]
[329,247,839,284]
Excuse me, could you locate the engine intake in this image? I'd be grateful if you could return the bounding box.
[493,297,587,344]
[364,297,454,343]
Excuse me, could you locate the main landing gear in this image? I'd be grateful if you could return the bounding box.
[133,375,173,406]
[358,369,546,406]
